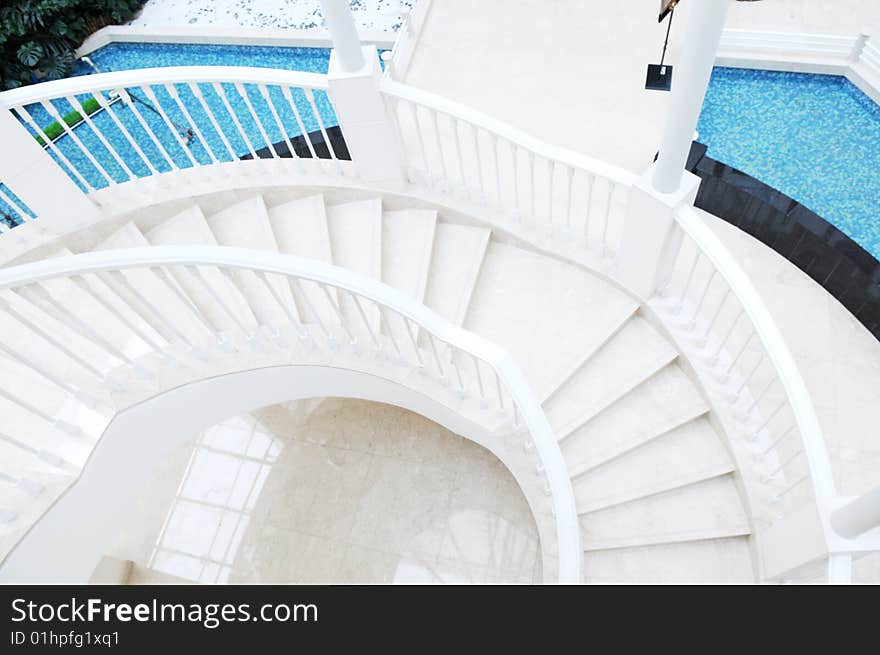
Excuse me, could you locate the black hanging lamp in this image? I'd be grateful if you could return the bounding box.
[645,1,679,91]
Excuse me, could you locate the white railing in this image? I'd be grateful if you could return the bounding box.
[654,206,836,547]
[0,67,346,194]
[0,245,581,583]
[382,79,637,257]
[385,0,433,80]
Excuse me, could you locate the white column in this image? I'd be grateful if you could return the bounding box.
[652,0,731,193]
[830,483,880,539]
[0,109,101,231]
[318,0,366,72]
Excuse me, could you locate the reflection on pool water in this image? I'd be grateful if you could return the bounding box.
[699,67,880,261]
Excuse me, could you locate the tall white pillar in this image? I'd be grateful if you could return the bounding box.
[615,0,731,299]
[653,0,731,193]
[318,0,366,72]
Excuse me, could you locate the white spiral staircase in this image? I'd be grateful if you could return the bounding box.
[0,0,876,581]
[0,190,756,583]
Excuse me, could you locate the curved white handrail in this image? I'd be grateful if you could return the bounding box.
[675,206,836,503]
[381,78,637,189]
[0,245,581,582]
[0,66,329,107]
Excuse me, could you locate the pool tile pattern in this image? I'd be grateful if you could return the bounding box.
[699,67,880,261]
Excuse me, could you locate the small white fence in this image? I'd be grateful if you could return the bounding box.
[384,0,433,80]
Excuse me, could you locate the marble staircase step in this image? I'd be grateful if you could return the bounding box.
[205,196,297,326]
[548,316,678,440]
[573,417,735,513]
[580,475,751,551]
[423,222,490,326]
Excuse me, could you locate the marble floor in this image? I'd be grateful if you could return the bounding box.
[110,398,542,584]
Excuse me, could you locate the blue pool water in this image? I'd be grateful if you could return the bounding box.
[699,67,880,260]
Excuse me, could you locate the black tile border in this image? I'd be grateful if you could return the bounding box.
[686,141,880,340]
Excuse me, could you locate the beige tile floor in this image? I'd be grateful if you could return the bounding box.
[113,398,542,584]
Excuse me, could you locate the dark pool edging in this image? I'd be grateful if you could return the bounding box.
[242,125,350,161]
[686,141,880,340]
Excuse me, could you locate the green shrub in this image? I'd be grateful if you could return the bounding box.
[0,1,147,90]
[35,95,102,146]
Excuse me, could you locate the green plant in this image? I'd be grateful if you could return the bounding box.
[34,95,101,145]
[0,1,146,90]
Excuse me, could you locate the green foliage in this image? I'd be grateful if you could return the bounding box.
[0,1,147,90]
[34,95,101,145]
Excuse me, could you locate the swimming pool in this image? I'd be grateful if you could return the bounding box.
[699,67,880,261]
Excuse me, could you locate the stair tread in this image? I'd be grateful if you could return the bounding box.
[423,223,490,326]
[266,194,335,325]
[573,417,734,513]
[145,207,259,333]
[206,196,296,325]
[582,537,755,583]
[266,194,333,264]
[326,199,383,281]
[580,475,750,551]
[560,363,709,474]
[92,223,214,344]
[381,209,437,302]
[465,241,639,397]
[327,199,383,330]
[548,316,678,436]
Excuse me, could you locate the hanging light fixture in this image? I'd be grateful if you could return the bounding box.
[645,0,680,91]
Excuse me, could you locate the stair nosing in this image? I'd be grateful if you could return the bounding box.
[582,524,752,552]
